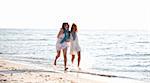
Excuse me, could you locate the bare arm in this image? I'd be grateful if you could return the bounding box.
[57,28,63,38]
[57,30,61,38]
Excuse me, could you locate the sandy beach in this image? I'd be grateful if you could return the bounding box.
[0,57,148,83]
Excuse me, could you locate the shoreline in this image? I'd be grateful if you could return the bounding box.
[0,57,148,83]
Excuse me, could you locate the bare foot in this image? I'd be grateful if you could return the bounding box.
[64,67,68,71]
[78,67,81,71]
[54,62,56,65]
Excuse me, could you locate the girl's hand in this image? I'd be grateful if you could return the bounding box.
[66,39,70,42]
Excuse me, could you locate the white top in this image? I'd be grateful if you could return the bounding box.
[70,33,81,55]
[56,34,68,51]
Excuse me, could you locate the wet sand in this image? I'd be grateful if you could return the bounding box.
[0,57,147,83]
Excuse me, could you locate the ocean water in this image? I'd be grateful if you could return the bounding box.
[0,29,150,82]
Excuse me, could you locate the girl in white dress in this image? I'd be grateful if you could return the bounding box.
[70,23,81,68]
[54,23,70,71]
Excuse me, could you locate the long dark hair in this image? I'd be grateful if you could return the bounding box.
[62,22,69,32]
[61,22,70,38]
[71,23,78,32]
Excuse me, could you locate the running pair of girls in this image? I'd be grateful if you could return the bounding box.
[54,23,81,71]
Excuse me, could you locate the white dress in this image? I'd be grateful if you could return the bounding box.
[70,33,81,55]
[56,34,68,51]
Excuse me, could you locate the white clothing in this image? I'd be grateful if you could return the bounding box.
[56,34,68,51]
[70,33,81,54]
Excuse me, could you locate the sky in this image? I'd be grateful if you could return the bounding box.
[0,0,150,30]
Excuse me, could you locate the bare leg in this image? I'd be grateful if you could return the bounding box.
[71,54,75,64]
[77,51,81,67]
[54,51,60,65]
[63,48,68,70]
